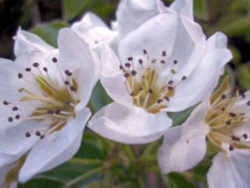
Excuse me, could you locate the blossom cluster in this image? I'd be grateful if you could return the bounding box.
[1,0,249,187]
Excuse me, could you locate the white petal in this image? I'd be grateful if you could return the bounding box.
[119,13,178,63]
[0,120,47,156]
[71,12,116,46]
[170,0,193,20]
[99,45,132,106]
[116,0,160,36]
[207,150,250,188]
[14,28,54,56]
[233,91,250,116]
[19,108,91,183]
[168,32,232,112]
[0,153,19,169]
[88,102,172,144]
[58,28,99,108]
[158,102,209,174]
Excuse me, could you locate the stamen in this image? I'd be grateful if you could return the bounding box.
[52,57,58,63]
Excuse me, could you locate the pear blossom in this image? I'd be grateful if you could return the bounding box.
[87,0,232,144]
[0,28,98,182]
[158,78,250,188]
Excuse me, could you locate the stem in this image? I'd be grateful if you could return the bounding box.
[122,145,136,162]
[138,177,145,188]
[63,167,104,188]
[69,158,102,165]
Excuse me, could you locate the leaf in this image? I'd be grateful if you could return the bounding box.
[194,0,209,20]
[237,64,250,90]
[63,0,90,21]
[164,173,198,188]
[168,106,195,126]
[31,21,68,47]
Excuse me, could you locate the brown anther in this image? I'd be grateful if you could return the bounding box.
[25,68,31,72]
[182,76,187,80]
[229,112,236,117]
[8,117,13,122]
[70,86,76,91]
[162,51,167,57]
[148,89,153,94]
[43,67,48,72]
[52,57,58,63]
[128,57,133,61]
[35,131,41,136]
[243,134,248,139]
[138,59,143,64]
[229,145,234,151]
[160,60,166,64]
[3,101,9,105]
[55,109,61,114]
[125,63,131,68]
[65,70,72,76]
[221,94,227,100]
[168,86,174,90]
[64,81,69,85]
[226,120,231,125]
[12,106,18,111]
[124,73,130,78]
[18,73,23,79]
[168,80,174,85]
[119,65,124,70]
[25,132,31,138]
[15,114,20,120]
[143,49,148,54]
[173,60,178,64]
[157,99,163,104]
[33,62,39,67]
[131,70,137,76]
[164,96,170,101]
[231,136,240,141]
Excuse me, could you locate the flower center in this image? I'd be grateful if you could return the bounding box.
[205,78,250,152]
[120,49,187,114]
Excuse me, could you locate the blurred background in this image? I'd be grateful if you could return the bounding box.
[1,0,250,187]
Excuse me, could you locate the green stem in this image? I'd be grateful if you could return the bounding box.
[138,177,145,188]
[69,158,102,165]
[122,145,136,162]
[63,167,104,188]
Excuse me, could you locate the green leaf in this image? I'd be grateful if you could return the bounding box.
[237,64,250,90]
[168,106,195,126]
[194,0,209,20]
[63,0,90,21]
[89,81,112,113]
[31,21,68,47]
[19,178,62,188]
[165,173,198,188]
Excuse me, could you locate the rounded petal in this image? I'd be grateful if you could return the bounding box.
[58,28,99,108]
[99,45,132,106]
[19,108,91,183]
[116,0,160,36]
[14,28,54,56]
[170,0,193,20]
[88,102,172,144]
[167,32,232,112]
[158,102,209,174]
[207,150,250,188]
[71,12,116,46]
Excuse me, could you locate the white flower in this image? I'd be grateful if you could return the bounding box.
[87,0,232,144]
[158,78,250,188]
[0,28,99,182]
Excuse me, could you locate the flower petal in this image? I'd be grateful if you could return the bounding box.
[167,32,232,112]
[99,45,132,106]
[158,101,209,174]
[170,0,193,20]
[58,28,99,108]
[14,28,54,56]
[18,108,91,183]
[71,12,116,46]
[116,0,161,36]
[88,102,172,144]
[207,150,250,188]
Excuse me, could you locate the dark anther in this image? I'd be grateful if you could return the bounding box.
[70,86,76,91]
[43,67,48,72]
[131,70,137,76]
[143,49,148,54]
[40,135,45,139]
[25,68,31,72]
[229,145,234,151]
[8,117,13,122]
[64,81,70,85]
[12,106,18,111]
[33,62,39,67]
[128,57,133,61]
[148,89,153,94]
[168,86,174,90]
[226,120,231,125]
[160,60,166,64]
[48,110,54,114]
[3,101,9,105]
[25,132,31,138]
[119,65,124,70]
[164,96,170,101]
[55,109,61,114]
[162,51,167,57]
[247,101,250,106]
[52,57,58,63]
[125,63,131,68]
[239,89,246,98]
[221,94,227,100]
[182,76,187,80]
[65,70,72,76]
[124,73,130,78]
[231,136,240,141]
[130,92,135,96]
[65,101,71,105]
[229,112,236,117]
[18,73,23,79]
[168,80,174,85]
[173,60,178,64]
[157,99,163,104]
[138,59,143,64]
[15,114,20,120]
[243,134,248,139]
[221,107,226,111]
[35,131,41,136]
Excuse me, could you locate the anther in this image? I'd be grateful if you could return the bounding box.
[229,145,234,151]
[124,73,130,78]
[148,89,153,94]
[15,114,20,120]
[226,120,231,125]
[221,94,227,100]
[12,106,18,111]
[25,68,31,72]
[48,110,54,114]
[247,101,250,106]
[64,81,69,85]
[119,65,124,70]
[125,63,131,68]
[143,49,148,54]
[43,67,48,72]
[162,51,167,57]
[160,60,166,64]
[40,135,45,139]
[157,99,163,104]
[3,101,9,105]
[18,73,23,79]
[168,86,174,90]
[35,131,41,136]
[55,109,61,114]
[65,70,72,76]
[8,117,13,122]
[138,59,143,65]
[173,60,178,64]
[243,134,248,139]
[70,86,76,92]
[52,57,58,63]
[33,62,39,67]
[182,76,187,80]
[25,132,31,138]
[229,112,236,117]
[128,57,133,61]
[231,136,240,141]
[131,70,137,76]
[168,80,174,85]
[164,96,170,101]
